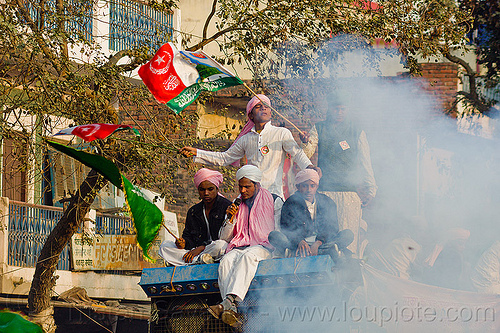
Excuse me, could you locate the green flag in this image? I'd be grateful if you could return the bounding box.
[0,311,43,333]
[46,140,122,189]
[121,175,163,261]
[47,140,163,261]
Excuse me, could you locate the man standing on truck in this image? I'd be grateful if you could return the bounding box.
[180,94,320,199]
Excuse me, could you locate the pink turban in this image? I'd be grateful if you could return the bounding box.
[294,169,320,186]
[246,94,271,115]
[193,168,223,188]
[228,94,271,166]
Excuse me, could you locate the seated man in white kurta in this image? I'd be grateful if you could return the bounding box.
[207,165,276,328]
[158,168,231,265]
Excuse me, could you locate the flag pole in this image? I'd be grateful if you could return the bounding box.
[162,223,179,241]
[196,50,305,137]
[241,82,306,137]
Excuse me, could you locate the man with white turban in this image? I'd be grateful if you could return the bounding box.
[158,168,231,266]
[268,169,353,259]
[180,94,319,198]
[208,165,277,328]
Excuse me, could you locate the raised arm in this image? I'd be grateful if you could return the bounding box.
[300,125,318,160]
[192,139,246,166]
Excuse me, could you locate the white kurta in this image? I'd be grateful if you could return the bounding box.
[195,122,312,198]
[218,245,271,301]
[158,240,228,266]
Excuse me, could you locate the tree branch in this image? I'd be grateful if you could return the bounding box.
[187,5,269,51]
[187,26,251,51]
[28,169,106,314]
[14,0,62,75]
[202,0,218,42]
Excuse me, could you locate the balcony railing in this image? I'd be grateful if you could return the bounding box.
[8,201,134,270]
[26,0,94,42]
[109,0,173,52]
[461,75,500,103]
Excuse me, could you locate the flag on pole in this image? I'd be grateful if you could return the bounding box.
[46,141,123,189]
[121,176,163,261]
[46,140,163,261]
[54,124,140,142]
[138,42,243,114]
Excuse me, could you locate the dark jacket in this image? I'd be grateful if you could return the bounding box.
[182,195,232,250]
[316,119,362,192]
[280,192,339,250]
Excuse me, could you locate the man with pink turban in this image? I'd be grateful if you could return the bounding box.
[208,165,277,328]
[180,94,319,199]
[268,169,353,259]
[159,168,232,266]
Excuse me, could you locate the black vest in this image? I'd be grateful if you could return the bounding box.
[316,120,362,192]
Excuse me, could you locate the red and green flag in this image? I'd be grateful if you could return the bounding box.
[46,140,162,261]
[138,42,243,114]
[54,123,140,142]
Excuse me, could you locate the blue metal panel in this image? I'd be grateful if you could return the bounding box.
[7,201,69,269]
[140,256,336,298]
[7,201,133,270]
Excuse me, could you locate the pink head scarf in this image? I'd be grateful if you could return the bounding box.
[193,168,223,188]
[294,169,320,186]
[229,94,271,167]
[226,165,275,252]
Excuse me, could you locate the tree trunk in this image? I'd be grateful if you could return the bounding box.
[27,169,106,332]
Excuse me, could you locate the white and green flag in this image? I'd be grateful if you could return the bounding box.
[139,42,243,114]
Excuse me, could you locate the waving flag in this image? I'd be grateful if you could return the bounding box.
[54,124,140,142]
[46,140,162,261]
[139,42,243,114]
[121,176,163,261]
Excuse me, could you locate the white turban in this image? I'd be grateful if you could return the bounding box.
[236,165,262,183]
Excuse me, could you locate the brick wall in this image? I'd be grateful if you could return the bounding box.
[418,62,459,117]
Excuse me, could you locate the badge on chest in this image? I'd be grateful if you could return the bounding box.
[339,140,350,150]
[260,145,270,155]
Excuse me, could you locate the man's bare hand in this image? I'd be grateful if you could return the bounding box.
[296,240,312,257]
[182,246,205,263]
[226,203,239,219]
[310,240,322,256]
[180,147,197,158]
[299,131,310,143]
[357,188,374,207]
[306,165,322,178]
[175,237,186,249]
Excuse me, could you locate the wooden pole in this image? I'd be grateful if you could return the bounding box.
[241,82,306,137]
[162,223,179,241]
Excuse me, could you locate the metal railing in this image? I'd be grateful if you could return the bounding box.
[25,0,94,42]
[8,201,134,270]
[109,0,173,52]
[461,75,500,103]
